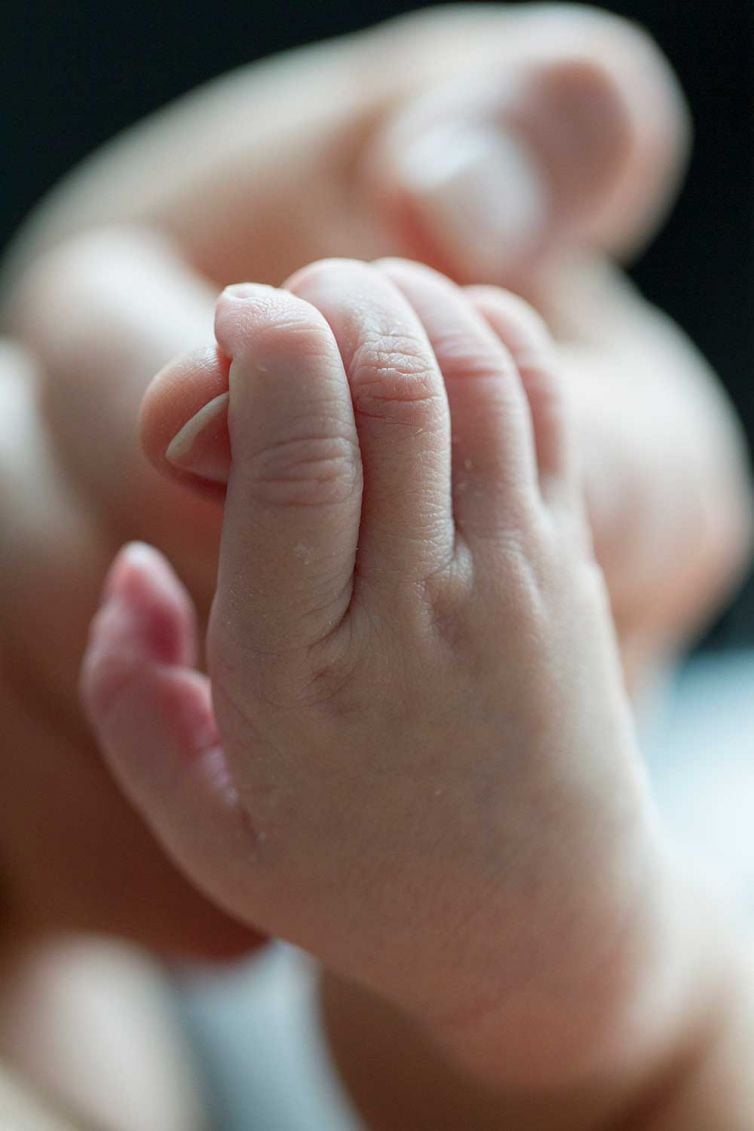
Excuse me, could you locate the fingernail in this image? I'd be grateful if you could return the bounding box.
[221,283,260,301]
[395,124,547,278]
[165,392,230,483]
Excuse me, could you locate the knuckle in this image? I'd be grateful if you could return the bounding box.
[420,562,476,651]
[470,512,554,627]
[350,333,442,425]
[433,332,510,384]
[482,288,553,348]
[300,649,366,716]
[287,609,382,717]
[523,361,567,426]
[217,626,367,719]
[495,530,550,624]
[245,432,361,509]
[418,525,555,656]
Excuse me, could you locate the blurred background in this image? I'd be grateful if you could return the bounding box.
[3,0,754,642]
[2,9,754,1128]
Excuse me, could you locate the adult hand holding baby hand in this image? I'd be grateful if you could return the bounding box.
[83,260,723,1112]
[0,5,748,957]
[83,261,655,1087]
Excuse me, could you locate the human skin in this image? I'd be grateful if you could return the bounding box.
[0,3,750,957]
[0,10,751,1126]
[0,1062,78,1130]
[84,260,754,1130]
[0,933,208,1131]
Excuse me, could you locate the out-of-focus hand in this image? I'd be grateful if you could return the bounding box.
[0,5,748,950]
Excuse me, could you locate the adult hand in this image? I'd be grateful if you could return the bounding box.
[0,5,748,952]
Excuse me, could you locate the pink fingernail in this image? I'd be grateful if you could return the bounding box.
[165,392,230,483]
[396,124,548,278]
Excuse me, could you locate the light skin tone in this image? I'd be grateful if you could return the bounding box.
[1,6,750,962]
[84,258,754,1129]
[0,3,748,956]
[0,932,208,1131]
[0,5,752,1127]
[0,1063,79,1131]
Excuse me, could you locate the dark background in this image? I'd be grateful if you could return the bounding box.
[4,0,754,643]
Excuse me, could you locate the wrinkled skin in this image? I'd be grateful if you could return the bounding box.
[0,5,749,954]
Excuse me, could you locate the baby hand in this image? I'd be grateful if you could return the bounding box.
[83,261,675,1086]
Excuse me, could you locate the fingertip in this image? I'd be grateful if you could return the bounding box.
[81,550,248,903]
[368,15,689,281]
[214,282,338,387]
[214,282,306,356]
[85,544,198,719]
[103,541,191,613]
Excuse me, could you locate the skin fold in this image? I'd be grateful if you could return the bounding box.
[1,4,749,952]
[0,6,751,1128]
[85,260,754,1129]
